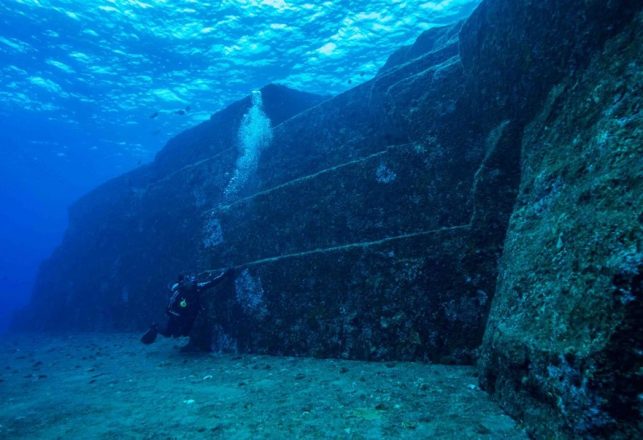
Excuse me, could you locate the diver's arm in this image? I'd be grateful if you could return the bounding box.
[196,268,234,290]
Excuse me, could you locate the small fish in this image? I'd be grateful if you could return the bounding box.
[174,109,186,116]
[149,111,159,119]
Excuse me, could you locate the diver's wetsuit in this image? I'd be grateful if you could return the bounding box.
[161,278,201,337]
[141,269,233,344]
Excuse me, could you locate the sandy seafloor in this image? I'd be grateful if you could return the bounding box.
[0,333,527,439]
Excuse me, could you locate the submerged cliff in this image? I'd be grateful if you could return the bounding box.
[17,17,511,364]
[12,84,328,333]
[13,0,641,438]
[478,12,642,439]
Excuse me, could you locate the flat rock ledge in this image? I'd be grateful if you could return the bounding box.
[0,333,526,439]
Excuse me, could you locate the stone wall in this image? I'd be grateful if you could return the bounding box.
[12,85,327,332]
[12,3,643,436]
[478,12,642,439]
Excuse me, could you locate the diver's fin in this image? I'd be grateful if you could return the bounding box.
[141,325,158,344]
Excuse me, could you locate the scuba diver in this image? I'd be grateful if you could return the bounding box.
[140,268,234,345]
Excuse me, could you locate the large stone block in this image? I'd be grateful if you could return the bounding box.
[11,85,326,331]
[195,226,486,363]
[459,0,640,129]
[478,13,642,439]
[210,140,474,267]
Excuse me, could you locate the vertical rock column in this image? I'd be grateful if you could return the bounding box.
[478,14,642,439]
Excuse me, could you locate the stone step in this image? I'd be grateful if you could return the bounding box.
[199,224,482,363]
[207,142,474,268]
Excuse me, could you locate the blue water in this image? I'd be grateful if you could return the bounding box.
[0,0,480,330]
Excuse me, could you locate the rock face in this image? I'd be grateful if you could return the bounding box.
[12,84,328,332]
[174,17,523,363]
[13,1,642,437]
[477,13,643,440]
[16,14,519,364]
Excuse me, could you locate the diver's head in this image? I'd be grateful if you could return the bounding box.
[178,273,197,288]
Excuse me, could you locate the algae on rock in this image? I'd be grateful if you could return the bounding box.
[478,13,643,439]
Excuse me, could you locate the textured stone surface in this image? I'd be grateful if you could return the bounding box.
[478,13,643,439]
[12,84,327,332]
[11,4,643,438]
[14,7,515,365]
[185,16,517,362]
[377,21,463,75]
[459,0,640,128]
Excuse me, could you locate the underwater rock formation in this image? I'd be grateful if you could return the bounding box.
[13,1,642,437]
[17,14,516,367]
[477,11,642,440]
[12,84,327,332]
[188,16,514,363]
